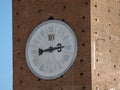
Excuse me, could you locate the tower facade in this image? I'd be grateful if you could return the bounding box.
[13,0,120,90]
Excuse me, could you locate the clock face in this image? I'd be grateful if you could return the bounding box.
[25,20,78,80]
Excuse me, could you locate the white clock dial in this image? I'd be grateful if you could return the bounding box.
[25,20,78,80]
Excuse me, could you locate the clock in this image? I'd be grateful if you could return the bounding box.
[25,20,78,80]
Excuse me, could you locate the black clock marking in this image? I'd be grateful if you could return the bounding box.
[48,34,55,41]
[57,43,62,52]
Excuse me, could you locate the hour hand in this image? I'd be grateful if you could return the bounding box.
[38,48,44,55]
[38,48,52,55]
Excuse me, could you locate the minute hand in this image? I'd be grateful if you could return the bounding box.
[44,45,64,53]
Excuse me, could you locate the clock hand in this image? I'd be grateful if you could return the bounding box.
[38,43,64,55]
[38,48,53,55]
[38,48,44,55]
[44,43,64,52]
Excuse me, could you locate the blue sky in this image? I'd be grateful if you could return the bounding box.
[0,0,12,90]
